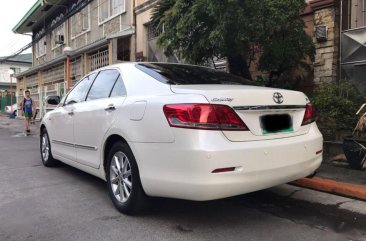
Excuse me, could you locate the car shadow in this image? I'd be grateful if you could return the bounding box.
[52,161,366,236]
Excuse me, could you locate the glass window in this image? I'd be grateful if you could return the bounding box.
[36,36,46,58]
[110,75,127,97]
[135,63,257,86]
[87,70,120,101]
[99,0,125,23]
[348,0,366,29]
[71,6,90,38]
[64,73,96,105]
[51,23,65,49]
[111,0,124,15]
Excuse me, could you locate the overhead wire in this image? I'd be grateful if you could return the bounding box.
[1,0,94,63]
[2,0,133,63]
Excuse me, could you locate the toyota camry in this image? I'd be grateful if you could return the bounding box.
[40,63,323,214]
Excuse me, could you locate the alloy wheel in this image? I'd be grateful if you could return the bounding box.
[41,134,50,161]
[110,151,133,203]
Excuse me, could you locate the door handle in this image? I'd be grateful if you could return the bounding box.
[105,105,116,111]
[68,111,74,116]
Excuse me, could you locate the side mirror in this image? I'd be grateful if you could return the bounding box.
[47,96,60,105]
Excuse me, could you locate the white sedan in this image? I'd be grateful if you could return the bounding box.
[4,104,18,115]
[40,63,323,214]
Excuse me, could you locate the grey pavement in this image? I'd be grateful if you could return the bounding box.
[0,115,366,241]
[317,161,366,186]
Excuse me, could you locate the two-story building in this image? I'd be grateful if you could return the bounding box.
[134,0,180,63]
[0,53,32,112]
[13,0,135,116]
[0,53,32,94]
[13,0,366,118]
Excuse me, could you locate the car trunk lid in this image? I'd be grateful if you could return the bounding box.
[171,85,311,142]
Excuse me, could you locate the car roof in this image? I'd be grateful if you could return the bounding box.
[96,62,214,72]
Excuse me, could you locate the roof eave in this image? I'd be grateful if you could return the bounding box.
[12,0,41,34]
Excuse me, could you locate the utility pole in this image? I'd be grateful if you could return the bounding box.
[8,69,15,113]
[63,46,73,92]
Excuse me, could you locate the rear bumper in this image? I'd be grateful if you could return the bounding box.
[131,123,323,201]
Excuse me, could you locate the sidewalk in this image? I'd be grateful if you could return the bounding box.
[1,112,365,202]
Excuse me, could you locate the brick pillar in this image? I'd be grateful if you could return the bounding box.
[310,0,340,84]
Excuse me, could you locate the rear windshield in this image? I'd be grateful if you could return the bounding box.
[135,63,256,86]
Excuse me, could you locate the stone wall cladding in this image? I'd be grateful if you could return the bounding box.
[313,5,339,84]
[103,17,121,36]
[53,46,63,58]
[72,34,87,50]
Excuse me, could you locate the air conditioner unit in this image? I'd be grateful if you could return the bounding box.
[315,25,327,42]
[55,34,64,45]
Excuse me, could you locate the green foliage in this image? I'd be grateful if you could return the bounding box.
[256,0,315,74]
[151,0,315,80]
[312,81,363,131]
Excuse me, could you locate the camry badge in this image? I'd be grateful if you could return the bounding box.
[212,98,234,102]
[273,92,284,104]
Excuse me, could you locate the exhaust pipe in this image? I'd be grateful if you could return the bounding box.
[306,171,317,179]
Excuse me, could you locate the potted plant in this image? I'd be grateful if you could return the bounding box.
[343,103,366,170]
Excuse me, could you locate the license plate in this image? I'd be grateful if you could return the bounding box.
[260,114,293,134]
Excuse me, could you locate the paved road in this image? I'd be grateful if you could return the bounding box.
[0,122,365,241]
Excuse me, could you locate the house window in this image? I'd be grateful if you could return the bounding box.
[71,5,90,38]
[10,67,21,74]
[36,36,46,58]
[51,23,65,49]
[99,0,125,23]
[348,0,366,29]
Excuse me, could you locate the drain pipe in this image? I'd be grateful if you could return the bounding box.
[133,0,137,61]
[339,0,343,82]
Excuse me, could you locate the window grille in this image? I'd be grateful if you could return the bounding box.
[148,24,163,40]
[88,49,109,71]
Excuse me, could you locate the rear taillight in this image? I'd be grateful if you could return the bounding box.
[301,103,317,126]
[163,104,248,131]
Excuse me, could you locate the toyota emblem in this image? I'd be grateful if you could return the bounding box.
[273,92,284,104]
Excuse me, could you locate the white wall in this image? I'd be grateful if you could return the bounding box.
[0,62,31,83]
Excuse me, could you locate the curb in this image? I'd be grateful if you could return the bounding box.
[291,177,366,201]
[269,184,366,226]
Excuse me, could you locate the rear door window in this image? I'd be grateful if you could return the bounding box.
[110,75,127,97]
[86,69,120,101]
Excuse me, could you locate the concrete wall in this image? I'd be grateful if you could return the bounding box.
[135,6,153,59]
[135,0,157,59]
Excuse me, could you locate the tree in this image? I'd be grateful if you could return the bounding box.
[151,0,315,81]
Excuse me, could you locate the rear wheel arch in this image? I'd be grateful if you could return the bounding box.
[103,134,131,175]
[40,124,46,135]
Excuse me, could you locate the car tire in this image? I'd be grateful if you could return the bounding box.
[40,129,58,167]
[106,141,148,215]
